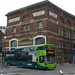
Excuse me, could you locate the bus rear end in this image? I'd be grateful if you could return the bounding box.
[2,50,15,66]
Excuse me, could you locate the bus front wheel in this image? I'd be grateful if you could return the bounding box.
[34,65,38,69]
[19,63,23,68]
[7,62,10,66]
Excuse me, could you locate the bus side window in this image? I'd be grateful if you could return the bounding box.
[24,48,26,51]
[34,47,38,50]
[30,47,34,51]
[27,48,30,51]
[29,48,31,51]
[39,56,44,63]
[22,48,24,52]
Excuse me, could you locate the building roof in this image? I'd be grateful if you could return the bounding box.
[0,30,5,38]
[6,0,75,18]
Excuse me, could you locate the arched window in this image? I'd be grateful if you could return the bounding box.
[33,35,46,45]
[11,40,17,47]
[35,37,45,45]
[66,20,71,27]
[59,17,64,36]
[59,17,64,23]
[9,39,18,50]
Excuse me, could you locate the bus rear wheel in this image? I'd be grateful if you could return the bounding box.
[19,63,23,68]
[34,65,38,69]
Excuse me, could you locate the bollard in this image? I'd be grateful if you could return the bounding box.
[59,70,63,75]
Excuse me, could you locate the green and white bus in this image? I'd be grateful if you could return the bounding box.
[15,44,56,69]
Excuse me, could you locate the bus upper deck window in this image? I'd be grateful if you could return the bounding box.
[23,48,26,51]
[37,46,44,50]
[34,47,38,50]
[30,47,34,51]
[27,48,30,51]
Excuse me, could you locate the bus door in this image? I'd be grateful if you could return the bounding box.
[39,56,44,63]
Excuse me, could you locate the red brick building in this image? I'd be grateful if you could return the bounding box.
[0,28,5,62]
[0,30,4,53]
[0,31,4,38]
[2,0,75,63]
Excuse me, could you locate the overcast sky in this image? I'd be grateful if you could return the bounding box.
[0,0,75,26]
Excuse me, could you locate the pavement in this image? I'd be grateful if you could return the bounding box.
[56,62,70,65]
[0,63,75,75]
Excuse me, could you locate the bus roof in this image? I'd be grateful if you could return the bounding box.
[15,45,35,50]
[35,44,54,47]
[13,44,54,50]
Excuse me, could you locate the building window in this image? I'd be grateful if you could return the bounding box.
[27,24,30,30]
[66,42,71,48]
[66,29,70,38]
[66,20,71,27]
[68,29,70,38]
[73,31,75,39]
[66,28,68,37]
[68,43,71,48]
[33,35,46,45]
[59,17,64,36]
[66,22,70,27]
[59,26,61,35]
[62,41,63,48]
[73,24,75,29]
[25,17,29,21]
[59,40,61,47]
[61,27,63,36]
[59,26,63,36]
[9,39,18,50]
[11,40,17,47]
[24,25,26,30]
[66,42,68,48]
[13,27,16,33]
[59,17,64,23]
[59,41,63,48]
[38,21,42,28]
[35,37,45,45]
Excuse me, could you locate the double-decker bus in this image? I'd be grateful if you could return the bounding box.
[2,50,15,66]
[15,44,56,69]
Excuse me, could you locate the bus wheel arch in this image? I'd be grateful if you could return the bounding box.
[7,62,10,66]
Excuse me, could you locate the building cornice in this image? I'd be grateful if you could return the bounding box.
[6,0,75,18]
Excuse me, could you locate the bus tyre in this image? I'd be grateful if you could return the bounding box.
[34,65,38,69]
[19,63,23,68]
[7,63,10,66]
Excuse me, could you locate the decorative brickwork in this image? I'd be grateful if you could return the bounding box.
[2,0,75,63]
